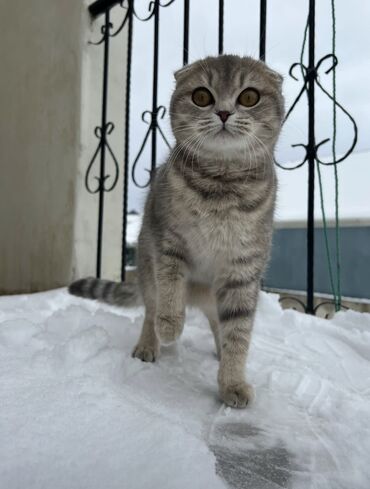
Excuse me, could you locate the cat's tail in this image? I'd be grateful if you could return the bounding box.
[68,277,141,307]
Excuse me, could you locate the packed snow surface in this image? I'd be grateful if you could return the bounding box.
[1,289,369,489]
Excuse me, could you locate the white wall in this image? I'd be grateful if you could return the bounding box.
[0,1,128,294]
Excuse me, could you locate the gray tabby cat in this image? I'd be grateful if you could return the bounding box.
[70,54,284,408]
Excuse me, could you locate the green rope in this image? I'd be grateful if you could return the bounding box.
[331,0,342,311]
[316,157,337,305]
[299,2,341,310]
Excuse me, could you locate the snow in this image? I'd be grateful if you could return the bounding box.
[1,289,370,489]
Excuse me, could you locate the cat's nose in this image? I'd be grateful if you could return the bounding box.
[217,111,231,123]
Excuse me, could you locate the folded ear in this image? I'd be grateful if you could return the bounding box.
[265,65,284,87]
[174,63,195,82]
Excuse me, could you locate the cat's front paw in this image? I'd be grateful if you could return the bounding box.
[156,315,184,345]
[132,343,158,362]
[219,381,254,409]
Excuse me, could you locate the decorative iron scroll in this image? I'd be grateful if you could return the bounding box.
[131,106,171,188]
[86,0,177,278]
[273,0,357,314]
[279,296,349,319]
[85,123,119,194]
[89,0,176,45]
[275,54,357,171]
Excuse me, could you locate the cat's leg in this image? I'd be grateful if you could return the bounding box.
[187,282,221,359]
[132,254,159,362]
[207,314,222,360]
[215,268,260,408]
[155,251,187,345]
[132,308,158,362]
[198,293,222,359]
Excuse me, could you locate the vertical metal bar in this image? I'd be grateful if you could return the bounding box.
[121,0,134,282]
[183,0,190,65]
[306,0,316,313]
[259,0,267,61]
[96,8,110,278]
[218,0,224,55]
[151,0,160,176]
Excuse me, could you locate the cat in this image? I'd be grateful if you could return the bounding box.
[69,54,284,408]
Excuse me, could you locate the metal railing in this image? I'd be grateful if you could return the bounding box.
[85,0,357,314]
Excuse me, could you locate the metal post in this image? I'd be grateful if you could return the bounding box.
[259,0,267,61]
[121,0,134,282]
[151,0,160,176]
[218,0,224,55]
[96,8,111,278]
[306,0,316,313]
[183,0,190,65]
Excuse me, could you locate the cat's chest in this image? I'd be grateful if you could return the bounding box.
[184,207,251,260]
[178,209,250,283]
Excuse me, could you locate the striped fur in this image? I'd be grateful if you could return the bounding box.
[69,277,139,307]
[70,55,284,408]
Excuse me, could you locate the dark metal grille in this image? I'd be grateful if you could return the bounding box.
[85,0,357,314]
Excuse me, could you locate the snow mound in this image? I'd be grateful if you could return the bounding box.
[0,289,369,489]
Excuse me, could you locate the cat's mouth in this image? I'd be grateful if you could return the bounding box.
[215,126,234,137]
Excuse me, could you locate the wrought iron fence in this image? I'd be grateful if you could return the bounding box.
[85,0,357,314]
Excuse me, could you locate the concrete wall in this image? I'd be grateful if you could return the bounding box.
[0,1,128,294]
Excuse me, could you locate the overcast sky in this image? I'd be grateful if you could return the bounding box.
[101,0,370,211]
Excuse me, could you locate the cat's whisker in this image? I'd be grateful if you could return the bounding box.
[167,136,197,171]
[165,133,199,176]
[190,130,213,176]
[172,131,208,175]
[247,133,274,179]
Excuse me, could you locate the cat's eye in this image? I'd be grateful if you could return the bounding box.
[238,88,260,107]
[192,87,214,107]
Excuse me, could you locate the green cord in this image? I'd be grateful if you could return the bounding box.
[299,2,341,311]
[331,0,342,311]
[316,160,337,304]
